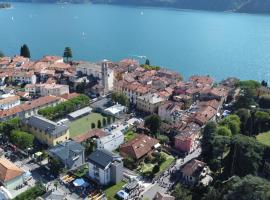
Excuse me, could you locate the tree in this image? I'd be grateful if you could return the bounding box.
[145,58,150,66]
[10,130,34,150]
[107,116,111,124]
[20,44,30,58]
[172,184,192,200]
[219,115,241,135]
[157,134,169,144]
[123,156,137,170]
[211,135,231,172]
[152,164,160,174]
[53,181,59,190]
[202,187,222,200]
[84,138,96,156]
[254,111,270,134]
[102,118,107,127]
[235,108,251,135]
[261,80,268,87]
[111,92,129,107]
[0,50,4,58]
[227,134,264,177]
[91,123,95,129]
[49,157,62,177]
[144,114,161,134]
[97,120,102,128]
[201,121,217,163]
[216,126,232,137]
[63,47,72,62]
[234,80,260,109]
[225,175,270,200]
[259,95,270,108]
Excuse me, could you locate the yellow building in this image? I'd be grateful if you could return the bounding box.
[23,115,69,146]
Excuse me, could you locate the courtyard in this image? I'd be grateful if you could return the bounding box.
[69,112,109,137]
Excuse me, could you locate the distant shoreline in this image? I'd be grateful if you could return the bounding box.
[0,2,11,9]
[3,1,270,15]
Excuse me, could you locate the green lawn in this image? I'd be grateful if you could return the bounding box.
[256,131,270,147]
[124,130,137,142]
[159,152,175,172]
[104,180,126,200]
[138,152,175,175]
[69,113,107,137]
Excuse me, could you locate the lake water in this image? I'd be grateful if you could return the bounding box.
[1,3,270,81]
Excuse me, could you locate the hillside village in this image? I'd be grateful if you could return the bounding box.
[0,54,269,200]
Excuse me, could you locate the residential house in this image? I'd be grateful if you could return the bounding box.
[191,105,217,126]
[23,115,70,146]
[115,80,149,105]
[96,131,124,151]
[0,95,20,110]
[189,76,214,86]
[158,101,183,123]
[119,134,160,161]
[0,95,61,121]
[200,86,229,102]
[0,158,24,190]
[174,122,200,153]
[137,93,166,114]
[48,140,85,170]
[88,149,123,185]
[12,71,36,84]
[181,159,212,186]
[25,84,69,97]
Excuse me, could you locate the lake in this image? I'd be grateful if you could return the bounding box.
[1,3,270,81]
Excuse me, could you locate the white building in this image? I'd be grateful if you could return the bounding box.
[12,71,36,84]
[0,95,20,110]
[25,84,69,97]
[96,131,124,151]
[88,149,123,185]
[0,158,24,190]
[104,104,127,117]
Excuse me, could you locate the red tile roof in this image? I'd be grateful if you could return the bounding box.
[0,158,24,182]
[72,129,107,143]
[120,134,159,160]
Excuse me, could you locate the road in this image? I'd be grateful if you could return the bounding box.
[141,148,202,199]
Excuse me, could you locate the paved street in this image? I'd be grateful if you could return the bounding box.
[141,148,202,199]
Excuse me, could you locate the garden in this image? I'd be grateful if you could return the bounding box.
[137,151,175,177]
[104,180,126,200]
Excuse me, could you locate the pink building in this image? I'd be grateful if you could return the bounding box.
[174,123,200,153]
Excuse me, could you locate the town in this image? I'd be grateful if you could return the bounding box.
[0,46,269,200]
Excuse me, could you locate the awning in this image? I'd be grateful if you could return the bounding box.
[34,151,43,157]
[73,178,86,187]
[117,190,129,199]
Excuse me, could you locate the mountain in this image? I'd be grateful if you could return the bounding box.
[91,0,270,14]
[4,0,270,14]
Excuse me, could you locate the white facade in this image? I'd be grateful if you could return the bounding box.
[13,74,36,84]
[3,175,24,190]
[0,96,20,110]
[96,131,124,152]
[25,84,69,97]
[89,163,111,185]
